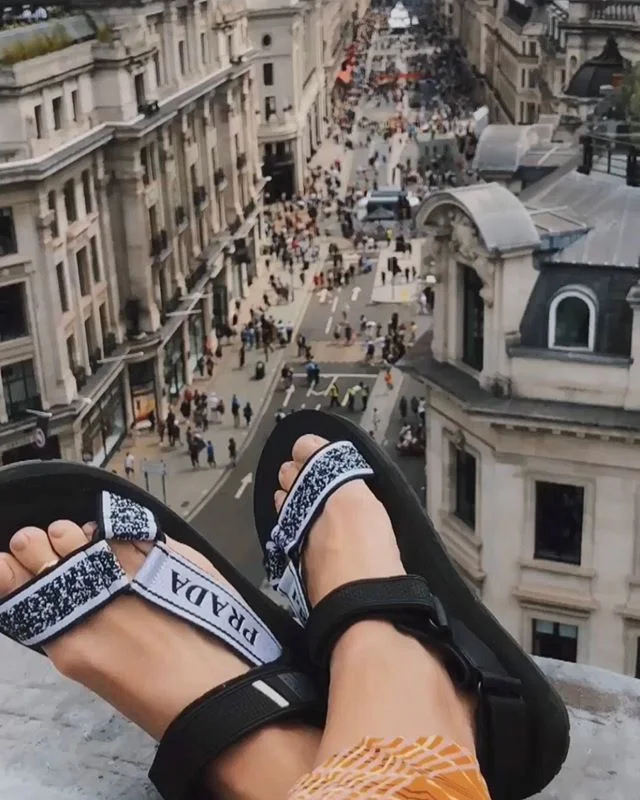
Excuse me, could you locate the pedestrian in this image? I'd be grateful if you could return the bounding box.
[206,440,216,468]
[231,394,240,427]
[360,382,370,411]
[228,437,237,468]
[381,270,386,286]
[124,452,135,479]
[373,407,381,433]
[410,395,419,417]
[384,368,394,390]
[399,395,408,421]
[239,343,246,368]
[328,383,340,408]
[346,388,356,412]
[243,402,253,426]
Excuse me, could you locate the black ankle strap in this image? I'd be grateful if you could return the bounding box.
[149,663,319,800]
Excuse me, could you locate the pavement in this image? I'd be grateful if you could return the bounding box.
[371,239,424,304]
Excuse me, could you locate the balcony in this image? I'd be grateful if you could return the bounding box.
[185,258,208,293]
[193,185,208,210]
[244,198,256,217]
[214,168,227,188]
[174,205,187,229]
[149,229,169,259]
[236,152,247,171]
[0,652,636,797]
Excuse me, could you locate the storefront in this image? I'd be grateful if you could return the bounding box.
[164,326,186,402]
[81,376,126,466]
[128,359,157,431]
[187,300,206,374]
[212,279,229,335]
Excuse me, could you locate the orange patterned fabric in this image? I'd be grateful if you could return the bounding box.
[288,736,491,800]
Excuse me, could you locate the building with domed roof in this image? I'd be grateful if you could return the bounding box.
[401,135,640,676]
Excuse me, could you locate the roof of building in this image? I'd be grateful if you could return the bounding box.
[524,170,640,267]
[519,263,637,357]
[0,14,94,51]
[472,120,578,175]
[417,183,541,253]
[565,36,627,100]
[1,631,639,799]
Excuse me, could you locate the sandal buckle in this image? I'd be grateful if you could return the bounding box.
[429,594,449,635]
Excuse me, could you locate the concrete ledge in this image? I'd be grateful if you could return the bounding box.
[0,637,637,798]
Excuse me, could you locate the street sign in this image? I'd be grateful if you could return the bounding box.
[143,461,167,476]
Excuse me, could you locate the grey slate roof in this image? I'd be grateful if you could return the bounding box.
[417,183,541,253]
[524,170,640,267]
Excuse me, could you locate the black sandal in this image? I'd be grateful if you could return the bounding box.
[253,409,570,800]
[0,461,321,800]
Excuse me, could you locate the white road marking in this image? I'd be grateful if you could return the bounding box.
[315,403,321,410]
[351,286,361,302]
[234,473,253,500]
[282,385,294,407]
[331,297,338,313]
[300,403,306,409]
[325,315,333,335]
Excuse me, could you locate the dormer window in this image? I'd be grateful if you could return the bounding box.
[548,287,597,351]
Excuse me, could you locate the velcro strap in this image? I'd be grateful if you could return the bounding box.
[0,541,128,647]
[131,541,282,666]
[149,664,320,800]
[306,575,450,670]
[265,440,373,620]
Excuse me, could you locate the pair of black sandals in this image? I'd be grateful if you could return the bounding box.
[0,410,570,800]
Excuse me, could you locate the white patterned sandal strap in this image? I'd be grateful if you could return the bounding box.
[0,491,282,666]
[265,440,374,624]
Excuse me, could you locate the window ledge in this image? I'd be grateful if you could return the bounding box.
[519,558,595,579]
[440,511,482,547]
[507,345,631,367]
[513,585,598,615]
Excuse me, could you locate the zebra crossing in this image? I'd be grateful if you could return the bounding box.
[278,373,377,413]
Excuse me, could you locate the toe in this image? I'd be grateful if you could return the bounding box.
[48,520,91,558]
[10,526,59,576]
[0,553,31,597]
[274,489,287,512]
[278,460,299,492]
[292,434,328,467]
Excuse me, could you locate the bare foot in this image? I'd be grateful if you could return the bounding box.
[274,434,406,606]
[0,520,249,741]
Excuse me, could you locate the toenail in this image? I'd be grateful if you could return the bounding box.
[0,555,14,584]
[11,532,27,551]
[48,524,65,538]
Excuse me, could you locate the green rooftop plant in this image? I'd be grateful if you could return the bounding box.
[0,24,73,66]
[96,24,114,44]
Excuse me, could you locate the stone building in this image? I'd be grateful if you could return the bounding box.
[447,0,635,125]
[0,2,264,466]
[404,139,640,676]
[247,0,326,199]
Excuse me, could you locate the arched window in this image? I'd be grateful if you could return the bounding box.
[548,287,597,351]
[261,34,272,48]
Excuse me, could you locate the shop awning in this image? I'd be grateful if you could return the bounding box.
[336,70,352,85]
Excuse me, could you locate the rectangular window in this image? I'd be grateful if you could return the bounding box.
[179,40,186,75]
[134,73,146,107]
[66,334,76,369]
[141,145,151,185]
[48,191,58,239]
[56,262,68,312]
[529,41,537,57]
[2,359,40,420]
[77,247,90,296]
[526,102,536,124]
[71,89,79,122]
[534,481,584,565]
[81,169,93,214]
[560,69,566,87]
[263,62,274,86]
[528,71,536,89]
[636,637,640,680]
[227,34,233,61]
[532,619,577,663]
[0,207,18,255]
[84,316,96,358]
[99,304,108,345]
[63,180,77,223]
[90,236,101,283]
[34,104,43,138]
[52,96,63,130]
[461,265,484,371]
[520,69,526,88]
[0,283,28,341]
[265,96,276,119]
[154,52,162,87]
[453,446,476,530]
[200,32,207,63]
